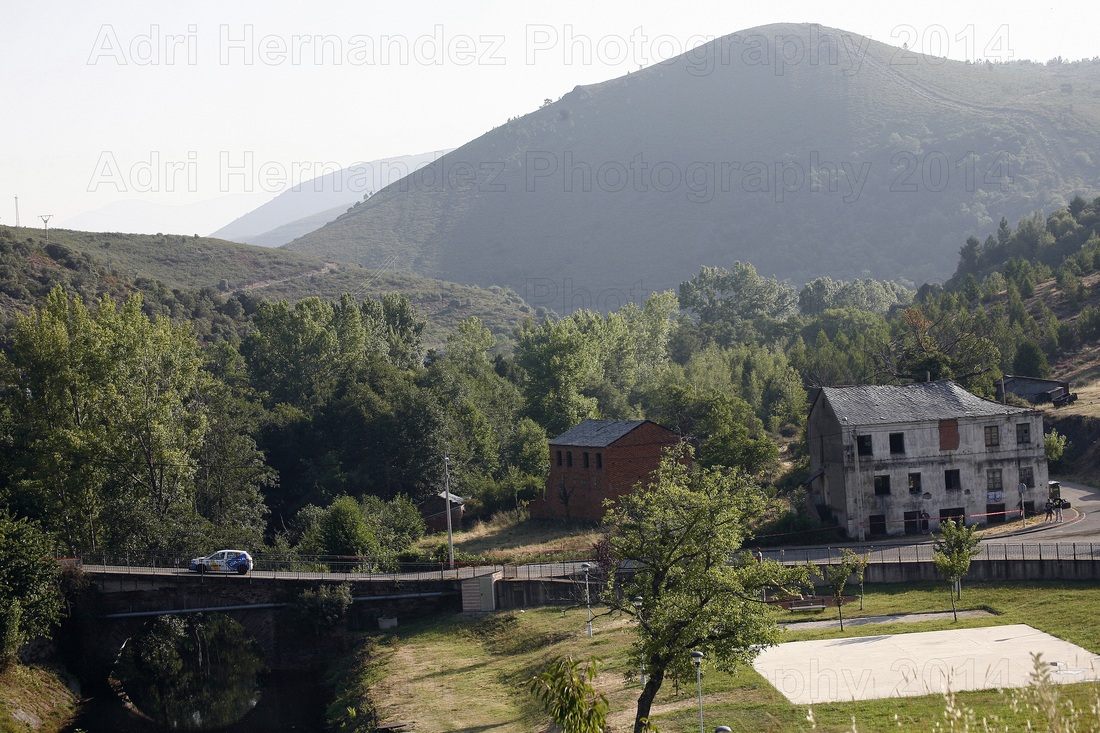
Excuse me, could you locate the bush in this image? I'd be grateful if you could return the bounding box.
[289,583,353,635]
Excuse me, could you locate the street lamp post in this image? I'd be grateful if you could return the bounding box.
[581,562,592,637]
[443,456,454,570]
[632,596,646,686]
[691,650,704,733]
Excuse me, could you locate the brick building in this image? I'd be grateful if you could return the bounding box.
[529,419,680,522]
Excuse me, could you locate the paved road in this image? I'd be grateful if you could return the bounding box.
[1024,479,1100,540]
[755,478,1100,565]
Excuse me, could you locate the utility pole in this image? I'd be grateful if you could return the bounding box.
[39,215,52,245]
[443,456,454,570]
[14,196,19,227]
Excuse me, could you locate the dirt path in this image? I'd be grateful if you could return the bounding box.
[237,261,338,292]
[781,609,994,631]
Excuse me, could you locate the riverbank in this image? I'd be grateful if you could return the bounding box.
[0,663,79,733]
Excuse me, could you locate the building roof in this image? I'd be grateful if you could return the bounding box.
[550,419,657,447]
[818,381,1031,426]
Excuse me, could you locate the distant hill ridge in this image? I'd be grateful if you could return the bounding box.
[213,149,451,246]
[284,23,1100,310]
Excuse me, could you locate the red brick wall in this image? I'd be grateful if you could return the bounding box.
[529,422,680,522]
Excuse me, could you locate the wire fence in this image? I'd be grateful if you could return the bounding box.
[758,542,1100,565]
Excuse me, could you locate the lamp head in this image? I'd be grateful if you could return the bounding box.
[691,650,704,664]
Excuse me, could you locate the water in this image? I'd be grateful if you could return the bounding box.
[63,614,329,732]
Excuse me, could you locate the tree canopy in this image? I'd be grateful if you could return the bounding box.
[602,444,808,732]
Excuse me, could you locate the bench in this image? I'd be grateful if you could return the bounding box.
[789,602,826,612]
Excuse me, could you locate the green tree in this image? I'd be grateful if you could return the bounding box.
[932,518,981,621]
[820,549,869,630]
[603,444,809,732]
[527,656,608,733]
[1012,340,1051,378]
[304,496,379,565]
[2,288,216,552]
[514,317,599,436]
[1044,429,1068,466]
[679,263,797,345]
[0,512,63,668]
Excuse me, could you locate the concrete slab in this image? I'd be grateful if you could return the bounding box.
[753,624,1100,704]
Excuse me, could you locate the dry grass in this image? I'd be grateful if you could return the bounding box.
[419,509,604,563]
[0,664,79,733]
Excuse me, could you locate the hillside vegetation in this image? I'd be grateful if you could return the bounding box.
[286,22,1100,303]
[0,225,535,345]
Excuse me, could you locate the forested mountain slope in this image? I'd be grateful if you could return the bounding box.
[286,23,1100,305]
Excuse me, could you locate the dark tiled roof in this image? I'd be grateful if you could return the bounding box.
[821,381,1031,426]
[550,419,651,447]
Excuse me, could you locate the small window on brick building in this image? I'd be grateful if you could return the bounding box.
[1016,423,1031,444]
[945,469,961,491]
[857,434,873,456]
[595,452,602,469]
[556,450,562,467]
[583,452,590,469]
[874,475,891,496]
[984,425,1000,447]
[889,432,905,455]
[908,472,922,494]
[566,451,573,468]
[1019,466,1034,488]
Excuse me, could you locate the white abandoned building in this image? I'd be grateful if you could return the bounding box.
[807,381,1048,539]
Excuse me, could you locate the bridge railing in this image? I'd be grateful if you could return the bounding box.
[70,550,543,581]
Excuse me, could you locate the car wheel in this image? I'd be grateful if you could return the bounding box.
[237,565,248,575]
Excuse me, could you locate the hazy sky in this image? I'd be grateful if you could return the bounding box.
[2,1,1094,234]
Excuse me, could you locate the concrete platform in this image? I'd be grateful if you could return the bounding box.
[753,624,1100,704]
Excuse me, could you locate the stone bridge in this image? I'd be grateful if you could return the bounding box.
[81,567,464,670]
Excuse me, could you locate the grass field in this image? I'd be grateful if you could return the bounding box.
[360,581,1100,732]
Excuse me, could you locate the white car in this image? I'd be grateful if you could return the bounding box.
[189,550,253,574]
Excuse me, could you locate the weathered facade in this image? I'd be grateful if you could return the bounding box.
[807,381,1048,539]
[529,419,680,522]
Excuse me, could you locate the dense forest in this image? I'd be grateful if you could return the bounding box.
[2,193,1100,662]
